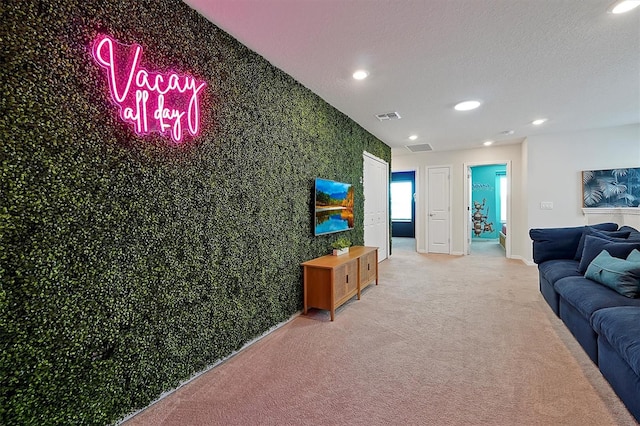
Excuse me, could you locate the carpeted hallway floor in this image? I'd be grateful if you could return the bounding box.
[123,245,637,425]
[470,239,505,257]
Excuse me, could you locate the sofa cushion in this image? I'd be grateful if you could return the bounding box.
[628,249,640,263]
[577,236,640,273]
[619,226,640,242]
[554,276,640,320]
[585,250,640,298]
[538,259,581,285]
[591,306,640,378]
[574,228,631,260]
[529,223,618,264]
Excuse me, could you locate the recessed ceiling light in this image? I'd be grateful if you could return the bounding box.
[409,135,418,141]
[532,118,547,125]
[499,130,515,136]
[483,140,494,146]
[608,0,640,14]
[454,100,481,111]
[352,70,369,80]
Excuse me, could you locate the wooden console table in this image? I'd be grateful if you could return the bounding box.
[301,246,378,321]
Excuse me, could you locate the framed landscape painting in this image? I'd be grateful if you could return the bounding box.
[314,178,354,235]
[582,167,640,208]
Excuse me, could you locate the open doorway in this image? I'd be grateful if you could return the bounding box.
[391,171,416,252]
[466,163,509,257]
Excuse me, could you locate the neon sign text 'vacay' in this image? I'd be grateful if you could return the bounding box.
[92,34,206,144]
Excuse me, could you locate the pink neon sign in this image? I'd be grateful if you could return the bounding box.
[92,34,206,144]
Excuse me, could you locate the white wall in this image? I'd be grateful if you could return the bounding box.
[583,208,640,229]
[392,143,524,258]
[525,123,640,261]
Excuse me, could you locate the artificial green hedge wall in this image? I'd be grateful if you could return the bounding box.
[0,0,390,424]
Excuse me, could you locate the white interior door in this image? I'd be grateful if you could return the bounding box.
[363,152,389,261]
[427,166,451,254]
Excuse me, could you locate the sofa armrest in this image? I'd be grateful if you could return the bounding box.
[529,222,618,264]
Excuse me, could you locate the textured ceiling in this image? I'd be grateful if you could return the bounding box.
[183,0,640,155]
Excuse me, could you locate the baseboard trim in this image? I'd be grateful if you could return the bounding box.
[510,255,535,266]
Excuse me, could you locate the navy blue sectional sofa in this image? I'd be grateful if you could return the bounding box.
[530,223,640,422]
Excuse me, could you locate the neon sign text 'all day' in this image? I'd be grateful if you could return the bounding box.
[92,34,206,144]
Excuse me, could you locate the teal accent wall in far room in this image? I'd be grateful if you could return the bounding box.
[0,1,391,424]
[471,164,506,239]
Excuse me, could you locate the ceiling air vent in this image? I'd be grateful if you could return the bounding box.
[406,143,433,153]
[375,111,401,121]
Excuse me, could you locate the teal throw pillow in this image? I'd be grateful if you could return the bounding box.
[585,250,640,298]
[628,249,640,263]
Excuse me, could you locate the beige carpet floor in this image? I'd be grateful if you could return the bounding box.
[123,244,637,425]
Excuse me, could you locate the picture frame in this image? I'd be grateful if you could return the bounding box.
[582,168,640,208]
[314,178,354,235]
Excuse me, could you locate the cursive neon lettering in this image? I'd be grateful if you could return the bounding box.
[154,94,170,133]
[92,34,206,144]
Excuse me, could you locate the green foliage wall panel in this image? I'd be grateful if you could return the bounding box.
[0,0,391,424]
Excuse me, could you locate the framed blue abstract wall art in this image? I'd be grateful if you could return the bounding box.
[582,168,640,208]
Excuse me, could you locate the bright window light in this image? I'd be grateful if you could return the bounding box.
[391,181,413,221]
[500,175,507,223]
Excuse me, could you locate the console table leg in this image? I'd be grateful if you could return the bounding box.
[303,266,308,314]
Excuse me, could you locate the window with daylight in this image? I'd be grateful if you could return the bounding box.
[499,174,507,223]
[391,181,413,221]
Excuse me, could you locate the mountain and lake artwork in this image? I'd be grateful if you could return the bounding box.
[314,178,354,235]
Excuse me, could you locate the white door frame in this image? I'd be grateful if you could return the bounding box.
[463,161,512,258]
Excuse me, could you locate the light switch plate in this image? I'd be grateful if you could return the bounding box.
[540,201,554,210]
